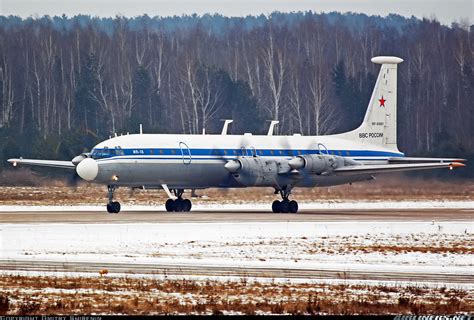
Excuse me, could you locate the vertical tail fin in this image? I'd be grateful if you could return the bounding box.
[344,56,403,151]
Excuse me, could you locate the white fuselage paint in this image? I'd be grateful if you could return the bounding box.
[89,132,403,189]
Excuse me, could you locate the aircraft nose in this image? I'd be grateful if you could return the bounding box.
[76,158,99,181]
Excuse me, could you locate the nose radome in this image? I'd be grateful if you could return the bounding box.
[76,158,99,181]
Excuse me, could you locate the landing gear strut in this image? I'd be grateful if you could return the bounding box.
[165,189,192,212]
[272,188,298,213]
[106,185,121,213]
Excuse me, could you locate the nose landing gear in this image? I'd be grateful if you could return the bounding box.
[272,188,298,213]
[106,185,121,213]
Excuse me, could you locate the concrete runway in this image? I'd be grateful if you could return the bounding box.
[0,208,472,223]
[1,207,472,284]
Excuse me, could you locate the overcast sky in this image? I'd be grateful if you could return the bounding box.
[1,0,472,25]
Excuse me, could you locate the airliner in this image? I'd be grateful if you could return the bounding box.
[8,56,465,213]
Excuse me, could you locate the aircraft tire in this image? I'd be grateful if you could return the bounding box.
[165,199,174,212]
[183,199,192,212]
[289,200,298,213]
[280,200,290,213]
[106,203,114,213]
[112,201,121,213]
[174,199,183,212]
[272,200,281,213]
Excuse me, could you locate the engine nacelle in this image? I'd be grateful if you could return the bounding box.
[225,157,286,187]
[288,154,358,175]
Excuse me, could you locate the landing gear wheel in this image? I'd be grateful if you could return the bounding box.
[272,200,281,213]
[165,199,175,212]
[174,199,183,212]
[289,200,298,213]
[113,201,121,213]
[280,200,290,213]
[183,199,192,212]
[107,201,121,213]
[166,189,193,212]
[105,186,121,213]
[273,187,298,214]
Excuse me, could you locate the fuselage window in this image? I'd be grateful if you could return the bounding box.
[150,149,154,155]
[114,146,123,156]
[270,150,274,155]
[160,149,164,154]
[171,149,176,155]
[297,150,302,155]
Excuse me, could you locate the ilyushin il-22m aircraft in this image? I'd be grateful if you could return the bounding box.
[8,56,466,213]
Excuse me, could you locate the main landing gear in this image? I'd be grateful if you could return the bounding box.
[106,185,121,213]
[165,189,192,212]
[272,188,298,213]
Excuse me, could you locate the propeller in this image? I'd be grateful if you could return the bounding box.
[69,152,98,184]
[66,171,81,188]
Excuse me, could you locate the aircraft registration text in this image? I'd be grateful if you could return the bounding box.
[359,132,384,139]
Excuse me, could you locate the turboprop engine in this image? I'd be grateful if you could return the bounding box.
[288,154,359,175]
[224,157,291,187]
[224,153,361,187]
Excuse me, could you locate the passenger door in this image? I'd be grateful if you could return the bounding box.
[179,142,192,165]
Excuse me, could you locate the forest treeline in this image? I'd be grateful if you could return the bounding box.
[0,12,472,177]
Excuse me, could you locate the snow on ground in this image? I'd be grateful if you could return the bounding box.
[0,200,473,212]
[3,270,473,290]
[1,220,472,287]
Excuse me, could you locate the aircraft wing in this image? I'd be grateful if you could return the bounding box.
[387,157,466,164]
[334,162,465,176]
[7,158,75,169]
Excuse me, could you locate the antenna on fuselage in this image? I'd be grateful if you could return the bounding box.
[202,128,206,135]
[114,132,117,137]
[139,124,143,134]
[221,119,233,135]
[267,120,279,136]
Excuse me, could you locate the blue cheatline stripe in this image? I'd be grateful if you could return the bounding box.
[92,147,404,160]
[96,157,396,164]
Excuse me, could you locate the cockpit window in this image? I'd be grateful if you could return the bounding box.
[91,148,114,159]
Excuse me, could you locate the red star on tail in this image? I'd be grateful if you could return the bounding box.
[378,96,386,107]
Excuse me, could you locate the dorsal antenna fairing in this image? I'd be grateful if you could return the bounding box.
[221,119,233,135]
[267,120,279,136]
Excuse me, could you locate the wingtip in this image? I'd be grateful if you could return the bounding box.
[449,162,466,168]
[7,159,18,167]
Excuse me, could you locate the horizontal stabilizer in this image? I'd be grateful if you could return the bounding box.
[334,162,465,176]
[8,158,75,169]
